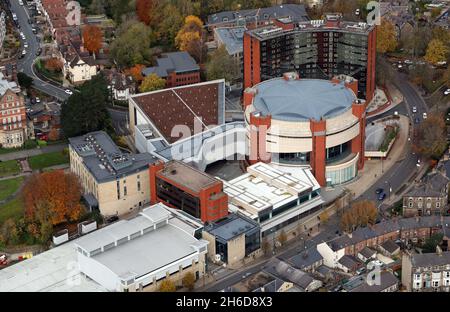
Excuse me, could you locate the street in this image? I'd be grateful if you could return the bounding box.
[11,0,70,101]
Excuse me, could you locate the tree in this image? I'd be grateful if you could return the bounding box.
[424,39,448,65]
[0,218,20,246]
[175,15,206,63]
[319,210,329,225]
[277,230,287,246]
[135,0,155,25]
[400,25,432,58]
[125,64,145,83]
[414,113,447,160]
[48,128,60,141]
[443,66,450,88]
[23,171,84,227]
[110,20,153,68]
[376,54,394,85]
[422,233,444,253]
[206,45,240,83]
[139,73,166,93]
[182,272,196,291]
[17,72,33,89]
[83,25,103,55]
[44,57,63,72]
[61,74,112,138]
[340,200,377,232]
[156,4,184,48]
[159,279,176,292]
[262,238,271,254]
[376,19,398,54]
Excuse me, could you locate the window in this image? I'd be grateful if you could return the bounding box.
[124,186,127,196]
[137,181,141,192]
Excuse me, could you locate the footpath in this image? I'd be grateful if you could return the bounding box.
[0,143,66,162]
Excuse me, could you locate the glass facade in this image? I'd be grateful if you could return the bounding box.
[326,160,357,186]
[273,152,311,165]
[326,142,351,164]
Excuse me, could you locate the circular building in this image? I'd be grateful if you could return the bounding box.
[244,72,366,186]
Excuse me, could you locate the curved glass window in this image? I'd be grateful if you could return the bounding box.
[326,142,351,164]
[273,152,310,165]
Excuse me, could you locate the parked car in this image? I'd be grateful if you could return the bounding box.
[423,112,427,119]
[65,89,73,95]
[404,59,413,64]
[378,192,386,201]
[415,117,420,124]
[375,188,384,194]
[444,89,450,95]
[412,106,417,113]
[35,97,40,103]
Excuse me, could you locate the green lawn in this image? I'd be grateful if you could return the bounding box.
[0,160,21,178]
[28,151,69,170]
[0,177,24,201]
[0,197,24,224]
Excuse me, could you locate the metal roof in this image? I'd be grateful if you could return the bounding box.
[142,52,200,77]
[204,213,260,242]
[214,27,245,56]
[252,78,356,121]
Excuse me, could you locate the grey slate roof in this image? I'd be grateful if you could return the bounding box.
[380,240,400,254]
[289,248,323,270]
[69,131,157,183]
[411,251,450,268]
[207,4,309,26]
[142,51,200,78]
[328,235,353,251]
[263,258,314,290]
[252,78,356,121]
[404,170,449,198]
[338,255,362,271]
[350,271,398,292]
[358,247,376,259]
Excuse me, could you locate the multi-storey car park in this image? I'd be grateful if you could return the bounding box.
[243,13,376,102]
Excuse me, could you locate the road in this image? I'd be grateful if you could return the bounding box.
[358,71,428,204]
[11,0,70,101]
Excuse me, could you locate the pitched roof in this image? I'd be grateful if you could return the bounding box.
[358,246,376,259]
[288,248,323,270]
[338,255,363,271]
[350,271,398,292]
[263,258,314,290]
[380,240,400,254]
[410,251,450,268]
[142,52,199,78]
[404,170,449,198]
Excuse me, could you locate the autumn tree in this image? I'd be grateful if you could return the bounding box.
[424,39,448,64]
[156,4,184,48]
[83,25,103,56]
[175,15,206,63]
[0,218,20,246]
[125,64,145,83]
[414,113,447,160]
[135,0,155,25]
[48,128,60,141]
[159,279,176,292]
[182,272,196,291]
[277,230,287,246]
[23,171,84,227]
[340,200,377,232]
[377,19,398,54]
[44,57,63,72]
[206,45,240,83]
[400,25,431,57]
[139,73,166,93]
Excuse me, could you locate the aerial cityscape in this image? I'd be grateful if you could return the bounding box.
[0,0,450,297]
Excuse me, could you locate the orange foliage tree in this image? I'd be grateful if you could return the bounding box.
[125,64,145,82]
[44,57,63,72]
[23,171,84,226]
[48,128,60,141]
[83,25,103,55]
[136,0,158,26]
[175,15,206,63]
[340,200,378,232]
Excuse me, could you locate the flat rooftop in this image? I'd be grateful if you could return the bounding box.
[252,78,356,121]
[157,160,221,194]
[214,27,245,56]
[222,163,317,218]
[76,203,208,281]
[69,131,157,183]
[205,213,260,242]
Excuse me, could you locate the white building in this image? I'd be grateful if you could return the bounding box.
[63,55,97,85]
[222,162,324,237]
[75,203,208,292]
[0,203,207,292]
[316,235,352,268]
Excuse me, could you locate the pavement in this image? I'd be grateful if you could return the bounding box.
[11,1,70,101]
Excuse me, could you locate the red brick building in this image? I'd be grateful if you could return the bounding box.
[243,14,377,102]
[149,160,228,223]
[244,73,366,186]
[142,52,201,88]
